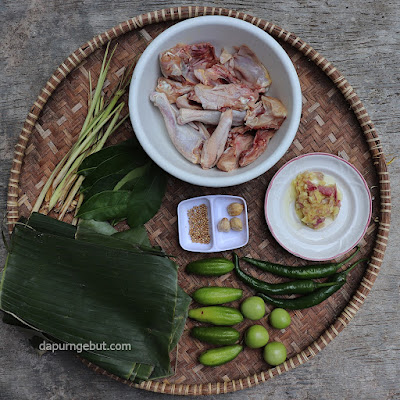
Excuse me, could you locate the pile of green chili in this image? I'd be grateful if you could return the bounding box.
[233,248,367,310]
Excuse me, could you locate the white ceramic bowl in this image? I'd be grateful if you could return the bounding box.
[265,153,372,261]
[129,16,302,187]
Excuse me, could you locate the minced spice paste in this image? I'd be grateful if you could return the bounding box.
[293,171,341,229]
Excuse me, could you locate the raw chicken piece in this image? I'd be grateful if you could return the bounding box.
[219,48,233,64]
[245,96,287,129]
[233,45,272,92]
[176,94,203,110]
[201,109,233,169]
[156,77,194,103]
[177,108,246,126]
[239,129,275,167]
[194,122,211,139]
[190,83,258,111]
[159,42,217,84]
[150,92,209,164]
[194,64,240,86]
[159,43,189,82]
[217,132,254,172]
[226,125,253,139]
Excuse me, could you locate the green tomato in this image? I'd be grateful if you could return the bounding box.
[240,296,266,320]
[263,341,287,366]
[269,308,291,329]
[244,325,269,348]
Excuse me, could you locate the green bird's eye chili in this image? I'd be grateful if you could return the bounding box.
[241,246,360,280]
[233,253,337,295]
[256,258,367,310]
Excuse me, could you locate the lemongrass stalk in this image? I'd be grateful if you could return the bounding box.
[58,175,85,220]
[94,103,124,149]
[50,103,124,210]
[110,112,129,134]
[87,71,93,122]
[49,103,123,209]
[32,150,71,213]
[80,43,116,134]
[95,92,102,116]
[51,106,121,189]
[53,173,79,210]
[68,89,124,152]
[49,145,94,210]
[72,194,84,225]
[32,43,125,215]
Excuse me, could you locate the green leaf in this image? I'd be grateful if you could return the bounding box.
[28,212,77,238]
[76,191,130,221]
[81,151,148,191]
[81,173,125,200]
[112,226,151,247]
[127,166,167,228]
[113,163,151,192]
[149,286,191,381]
[77,219,117,236]
[0,222,188,377]
[77,139,137,177]
[76,228,163,257]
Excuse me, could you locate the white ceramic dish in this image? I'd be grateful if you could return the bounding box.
[178,195,249,252]
[129,16,302,187]
[265,153,372,261]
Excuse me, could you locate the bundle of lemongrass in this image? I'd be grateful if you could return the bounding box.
[32,43,135,221]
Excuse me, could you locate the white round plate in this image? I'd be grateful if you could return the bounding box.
[265,153,372,261]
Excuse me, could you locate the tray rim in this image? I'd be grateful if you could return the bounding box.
[5,6,391,396]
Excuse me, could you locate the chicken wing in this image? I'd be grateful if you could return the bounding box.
[190,83,258,111]
[201,109,233,169]
[159,42,217,84]
[156,77,194,103]
[239,129,275,167]
[245,96,287,130]
[233,45,272,92]
[194,64,240,86]
[150,92,209,164]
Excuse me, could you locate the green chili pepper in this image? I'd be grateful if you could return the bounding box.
[242,246,360,280]
[233,253,337,295]
[256,258,367,310]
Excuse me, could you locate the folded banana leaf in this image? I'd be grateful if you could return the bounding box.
[0,213,190,382]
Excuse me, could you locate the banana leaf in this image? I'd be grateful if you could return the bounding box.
[112,226,151,248]
[0,214,190,382]
[76,219,151,248]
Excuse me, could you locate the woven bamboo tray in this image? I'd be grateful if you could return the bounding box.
[7,6,391,396]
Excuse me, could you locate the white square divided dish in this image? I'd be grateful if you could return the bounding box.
[178,195,249,252]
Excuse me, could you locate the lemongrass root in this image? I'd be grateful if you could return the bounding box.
[32,151,71,213]
[58,175,85,220]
